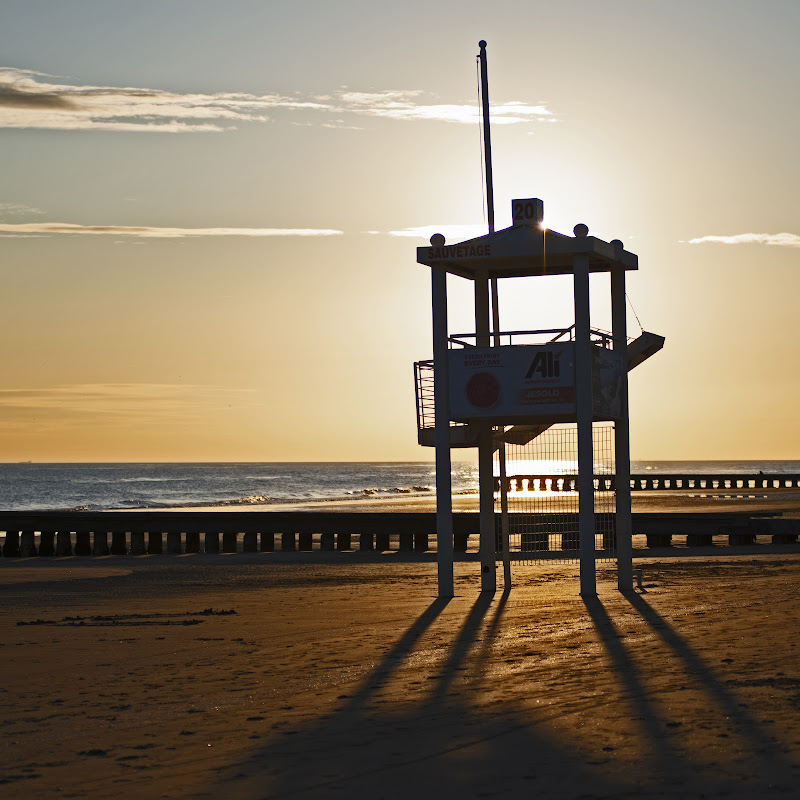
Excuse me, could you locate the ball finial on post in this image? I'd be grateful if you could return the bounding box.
[573,223,589,238]
[430,233,446,247]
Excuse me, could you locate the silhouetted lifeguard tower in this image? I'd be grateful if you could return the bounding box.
[413,42,663,598]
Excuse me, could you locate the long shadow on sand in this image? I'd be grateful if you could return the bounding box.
[582,595,687,774]
[583,591,797,796]
[623,591,796,789]
[214,591,632,800]
[340,595,453,710]
[212,589,797,800]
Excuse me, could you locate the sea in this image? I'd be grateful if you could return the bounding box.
[1,460,800,512]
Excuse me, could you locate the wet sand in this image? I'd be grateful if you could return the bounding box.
[2,552,799,799]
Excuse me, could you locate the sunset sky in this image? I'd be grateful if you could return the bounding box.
[2,0,798,462]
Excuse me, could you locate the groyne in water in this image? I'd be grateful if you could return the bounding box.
[0,510,797,558]
[496,473,800,492]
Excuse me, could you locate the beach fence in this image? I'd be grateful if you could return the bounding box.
[495,423,618,566]
[492,462,800,561]
[0,510,797,558]
[495,473,800,493]
[0,512,462,558]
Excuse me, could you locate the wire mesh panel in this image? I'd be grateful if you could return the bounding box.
[495,422,616,565]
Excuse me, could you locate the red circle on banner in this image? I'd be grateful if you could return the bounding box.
[465,372,501,409]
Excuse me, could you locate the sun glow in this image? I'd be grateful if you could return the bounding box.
[499,459,578,476]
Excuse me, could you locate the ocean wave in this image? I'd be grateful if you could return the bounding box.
[0,462,480,511]
[55,487,441,513]
[345,485,434,496]
[217,494,271,506]
[118,477,196,483]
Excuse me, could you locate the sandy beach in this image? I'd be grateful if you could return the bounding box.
[4,3,799,798]
[2,549,799,799]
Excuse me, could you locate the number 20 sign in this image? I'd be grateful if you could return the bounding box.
[511,198,543,226]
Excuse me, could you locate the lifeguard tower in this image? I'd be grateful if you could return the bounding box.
[414,202,663,596]
[413,42,663,598]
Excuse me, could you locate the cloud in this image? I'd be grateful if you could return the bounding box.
[0,202,44,218]
[0,67,324,132]
[0,383,258,426]
[320,119,364,130]
[686,232,800,248]
[335,90,553,125]
[387,223,490,241]
[0,81,77,110]
[0,222,343,238]
[0,68,554,132]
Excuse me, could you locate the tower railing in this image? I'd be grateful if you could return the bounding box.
[413,359,436,435]
[447,325,623,350]
[414,359,475,447]
[414,327,628,446]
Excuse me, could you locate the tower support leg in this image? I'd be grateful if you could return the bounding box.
[498,439,512,590]
[474,268,495,594]
[612,265,633,592]
[432,267,454,598]
[478,424,496,593]
[573,253,596,597]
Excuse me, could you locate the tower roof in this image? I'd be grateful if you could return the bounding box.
[416,219,638,280]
